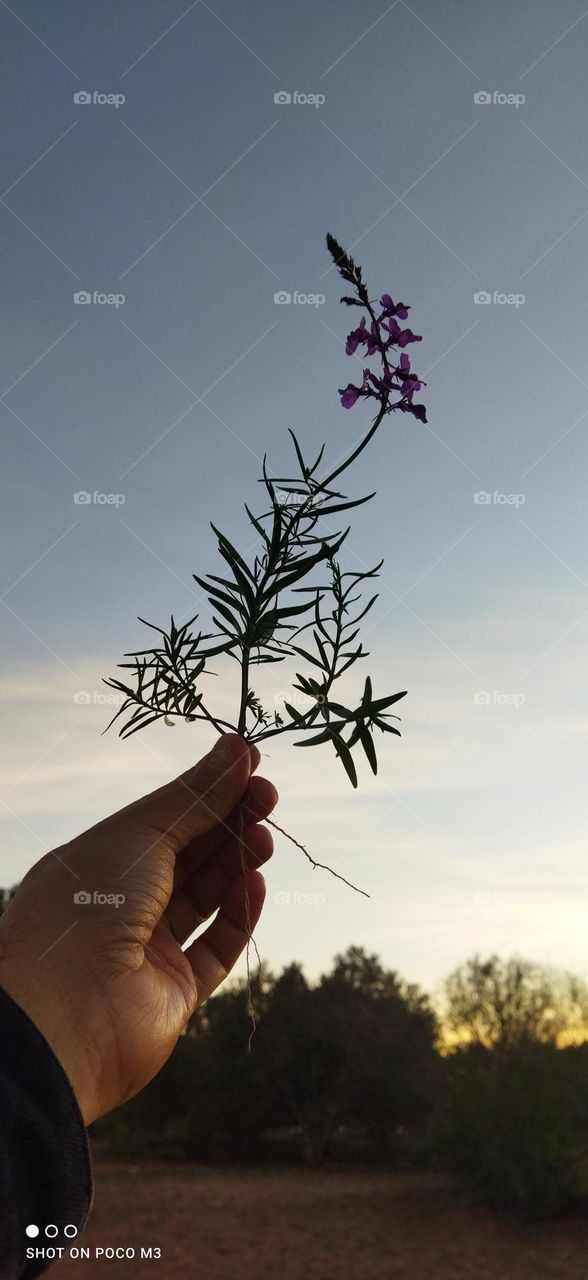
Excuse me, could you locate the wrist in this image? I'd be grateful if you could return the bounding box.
[0,955,100,1125]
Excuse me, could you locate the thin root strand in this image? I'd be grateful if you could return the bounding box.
[237,806,262,1050]
[267,817,370,899]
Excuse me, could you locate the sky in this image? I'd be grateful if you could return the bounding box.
[2,0,588,997]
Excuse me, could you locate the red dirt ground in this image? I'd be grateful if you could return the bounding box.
[52,1165,588,1279]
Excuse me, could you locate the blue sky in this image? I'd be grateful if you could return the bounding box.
[2,0,588,995]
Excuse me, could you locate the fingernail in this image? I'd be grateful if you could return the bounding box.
[208,735,240,769]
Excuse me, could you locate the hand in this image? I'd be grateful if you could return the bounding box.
[0,734,277,1125]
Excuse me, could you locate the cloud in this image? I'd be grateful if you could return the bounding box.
[3,633,588,989]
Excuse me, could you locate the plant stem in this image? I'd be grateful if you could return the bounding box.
[237,646,250,737]
[321,398,388,490]
[195,703,232,737]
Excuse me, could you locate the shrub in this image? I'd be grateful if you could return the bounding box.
[434,1040,588,1218]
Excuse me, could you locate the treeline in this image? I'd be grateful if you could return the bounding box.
[94,946,588,1219]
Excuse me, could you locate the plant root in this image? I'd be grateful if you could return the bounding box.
[237,806,262,1051]
[238,811,369,1051]
[266,817,370,899]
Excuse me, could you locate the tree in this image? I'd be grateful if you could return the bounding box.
[258,948,438,1164]
[444,954,588,1051]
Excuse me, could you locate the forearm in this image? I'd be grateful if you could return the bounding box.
[0,986,92,1278]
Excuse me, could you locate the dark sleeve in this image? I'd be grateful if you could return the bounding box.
[0,986,93,1278]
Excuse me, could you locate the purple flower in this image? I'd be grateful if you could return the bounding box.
[396,354,424,400]
[345,316,367,355]
[386,317,422,348]
[380,293,410,320]
[407,402,427,423]
[365,322,380,357]
[340,384,361,408]
[400,376,422,401]
[338,284,426,423]
[339,367,382,408]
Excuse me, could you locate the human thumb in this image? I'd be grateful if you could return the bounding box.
[118,733,254,853]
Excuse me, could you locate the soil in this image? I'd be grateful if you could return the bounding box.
[53,1164,588,1279]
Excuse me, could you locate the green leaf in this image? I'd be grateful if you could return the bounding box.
[251,653,287,664]
[120,712,162,739]
[332,734,358,787]
[292,673,315,696]
[347,595,378,627]
[337,652,363,676]
[291,645,326,670]
[136,616,167,637]
[207,572,246,594]
[267,545,334,595]
[262,454,276,503]
[374,719,402,736]
[267,503,282,563]
[315,491,376,516]
[284,701,305,724]
[314,631,329,668]
[358,722,377,774]
[326,700,353,719]
[196,578,249,622]
[276,598,316,619]
[308,442,325,476]
[288,428,308,478]
[295,727,333,747]
[369,691,407,713]
[210,524,256,605]
[210,524,254,581]
[244,504,270,547]
[210,599,243,634]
